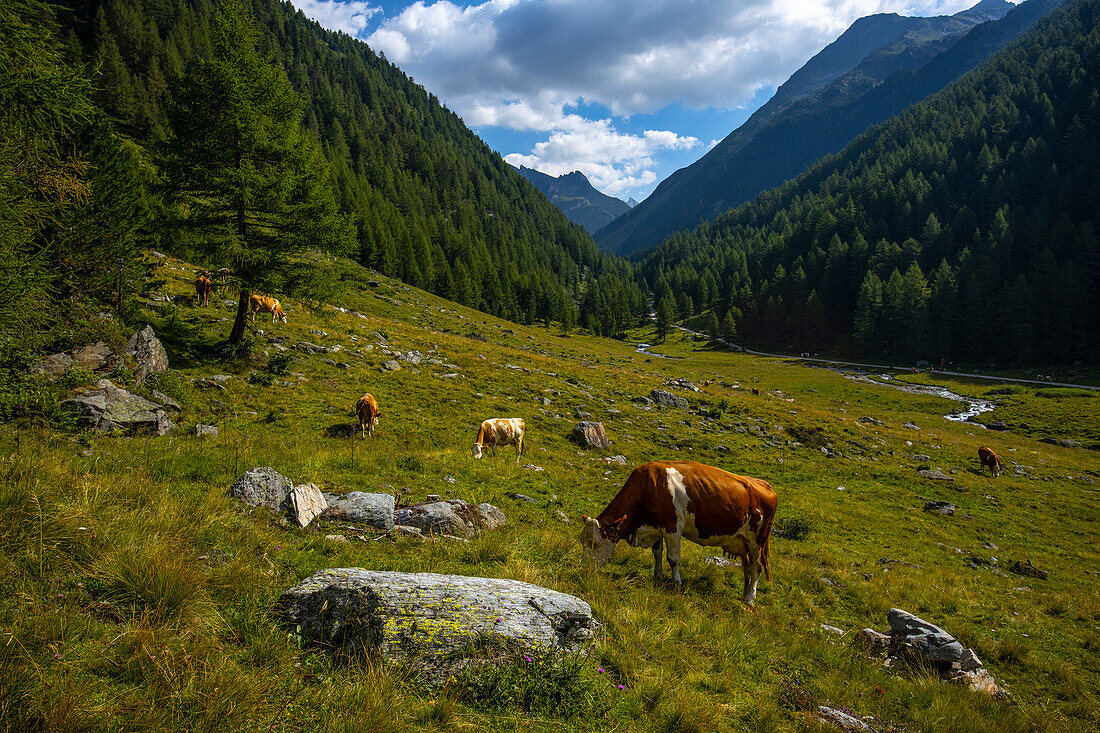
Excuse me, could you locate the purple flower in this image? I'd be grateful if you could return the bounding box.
[598,668,605,673]
[523,655,532,663]
[496,617,502,622]
[275,545,281,550]
[617,684,625,690]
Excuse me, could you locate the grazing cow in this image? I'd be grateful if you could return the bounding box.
[581,460,777,604]
[751,387,760,396]
[355,393,380,438]
[472,418,525,463]
[978,446,1001,477]
[195,273,212,307]
[249,294,287,323]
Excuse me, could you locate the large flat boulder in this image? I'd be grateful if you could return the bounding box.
[887,608,965,663]
[275,569,598,659]
[393,499,505,537]
[650,389,688,409]
[60,380,174,435]
[571,421,610,449]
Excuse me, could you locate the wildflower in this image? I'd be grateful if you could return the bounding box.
[276,545,281,550]
[495,617,502,622]
[54,653,62,660]
[618,684,625,690]
[523,655,532,663]
[598,667,605,673]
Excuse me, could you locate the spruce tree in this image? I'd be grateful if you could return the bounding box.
[160,0,351,343]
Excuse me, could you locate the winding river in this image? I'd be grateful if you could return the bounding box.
[839,371,996,424]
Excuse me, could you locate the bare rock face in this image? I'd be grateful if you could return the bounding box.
[125,326,168,384]
[60,380,174,435]
[321,492,396,531]
[275,569,598,660]
[571,421,610,449]
[228,466,293,512]
[71,342,116,372]
[289,483,327,528]
[851,628,891,655]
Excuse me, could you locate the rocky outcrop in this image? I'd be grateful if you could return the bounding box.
[571,421,610,449]
[888,608,965,663]
[228,466,294,512]
[60,380,175,435]
[71,342,116,372]
[923,500,956,515]
[275,569,598,659]
[393,500,505,537]
[125,326,168,385]
[321,492,396,531]
[650,389,689,409]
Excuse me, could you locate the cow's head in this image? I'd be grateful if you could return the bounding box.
[580,514,625,566]
[472,443,484,459]
[274,303,287,323]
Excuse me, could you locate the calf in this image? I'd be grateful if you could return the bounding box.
[978,446,1001,477]
[195,273,212,307]
[249,294,287,323]
[355,393,380,438]
[472,418,525,463]
[581,460,777,604]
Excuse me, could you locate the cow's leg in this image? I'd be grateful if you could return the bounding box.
[651,540,665,581]
[741,550,762,604]
[665,534,683,586]
[515,436,523,463]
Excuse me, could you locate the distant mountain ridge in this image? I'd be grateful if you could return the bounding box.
[596,0,1035,255]
[515,166,631,234]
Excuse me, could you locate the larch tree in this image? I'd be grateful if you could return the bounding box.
[160,0,351,344]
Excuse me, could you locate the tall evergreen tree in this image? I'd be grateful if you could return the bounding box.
[159,0,351,343]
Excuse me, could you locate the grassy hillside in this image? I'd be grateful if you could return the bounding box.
[2,254,1099,732]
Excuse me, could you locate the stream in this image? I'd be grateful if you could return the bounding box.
[839,371,996,424]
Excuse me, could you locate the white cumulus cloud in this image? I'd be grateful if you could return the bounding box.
[293,0,380,35]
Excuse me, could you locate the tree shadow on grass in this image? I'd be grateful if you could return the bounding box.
[324,422,359,438]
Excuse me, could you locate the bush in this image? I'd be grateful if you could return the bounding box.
[773,516,813,541]
[248,354,294,386]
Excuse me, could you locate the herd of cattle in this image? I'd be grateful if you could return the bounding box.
[194,272,1007,604]
[195,272,286,323]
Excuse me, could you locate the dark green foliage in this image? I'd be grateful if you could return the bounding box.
[773,516,814,541]
[160,0,352,343]
[639,0,1100,366]
[59,0,644,337]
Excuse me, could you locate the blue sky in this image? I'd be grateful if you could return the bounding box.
[294,0,982,202]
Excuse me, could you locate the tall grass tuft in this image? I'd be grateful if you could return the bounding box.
[89,541,215,626]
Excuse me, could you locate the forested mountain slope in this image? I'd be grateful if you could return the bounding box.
[596,0,1062,256]
[56,0,644,332]
[638,0,1099,366]
[515,166,631,234]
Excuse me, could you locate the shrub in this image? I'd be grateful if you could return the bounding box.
[773,516,813,541]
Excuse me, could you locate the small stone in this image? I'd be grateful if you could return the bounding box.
[382,360,401,371]
[553,510,570,524]
[923,500,956,515]
[196,424,218,438]
[815,705,872,732]
[820,624,845,636]
[703,556,733,568]
[918,469,955,481]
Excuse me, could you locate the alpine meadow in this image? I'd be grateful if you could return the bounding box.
[1,0,1098,732]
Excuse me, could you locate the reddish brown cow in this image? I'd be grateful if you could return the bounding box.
[249,294,287,323]
[978,446,1001,477]
[195,273,212,307]
[355,393,380,438]
[581,461,778,604]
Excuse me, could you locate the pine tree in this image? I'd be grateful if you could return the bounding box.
[655,295,675,343]
[159,0,351,343]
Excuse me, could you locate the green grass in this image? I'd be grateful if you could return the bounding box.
[1,253,1098,731]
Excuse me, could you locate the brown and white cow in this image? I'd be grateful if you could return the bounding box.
[472,418,525,463]
[355,393,380,438]
[581,460,778,604]
[977,446,1001,477]
[195,273,212,307]
[249,294,287,323]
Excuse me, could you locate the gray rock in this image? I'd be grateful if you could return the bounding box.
[125,326,168,384]
[275,569,598,659]
[322,492,396,531]
[393,499,502,537]
[196,424,218,438]
[918,469,955,481]
[887,608,966,663]
[950,668,1006,697]
[70,342,115,372]
[820,624,846,636]
[815,706,872,732]
[149,390,181,412]
[33,352,73,380]
[904,422,921,430]
[293,342,328,355]
[553,510,570,524]
[228,467,293,512]
[509,493,539,503]
[398,350,423,365]
[924,500,956,515]
[382,360,401,371]
[289,483,327,528]
[1007,558,1048,580]
[631,395,653,407]
[575,409,593,419]
[539,397,551,406]
[987,421,1009,431]
[650,389,688,410]
[60,380,175,435]
[605,455,628,466]
[665,377,698,392]
[571,421,611,449]
[703,556,733,568]
[958,647,983,672]
[1039,437,1083,448]
[851,628,891,655]
[858,416,885,426]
